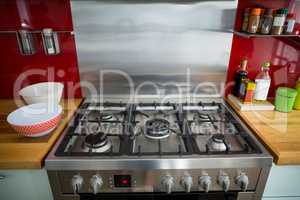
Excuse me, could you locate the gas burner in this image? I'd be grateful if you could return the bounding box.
[208,134,227,152]
[144,118,170,139]
[84,132,112,152]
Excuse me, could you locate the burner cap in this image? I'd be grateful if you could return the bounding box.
[209,134,227,152]
[84,132,108,148]
[212,134,225,143]
[145,118,170,139]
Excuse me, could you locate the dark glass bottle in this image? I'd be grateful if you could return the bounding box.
[233,59,248,96]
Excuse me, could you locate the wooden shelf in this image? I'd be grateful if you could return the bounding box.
[234,31,300,38]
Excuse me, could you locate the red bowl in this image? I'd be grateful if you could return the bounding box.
[11,114,62,137]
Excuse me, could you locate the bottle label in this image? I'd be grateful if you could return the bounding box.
[286,20,295,33]
[273,17,285,26]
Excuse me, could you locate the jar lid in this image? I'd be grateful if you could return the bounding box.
[276,87,298,98]
[251,8,262,16]
[262,61,271,69]
[278,8,288,15]
[265,9,274,15]
[287,13,295,18]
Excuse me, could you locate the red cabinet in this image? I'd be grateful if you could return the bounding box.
[0,0,81,98]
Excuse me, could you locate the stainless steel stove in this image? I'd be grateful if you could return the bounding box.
[46,98,272,200]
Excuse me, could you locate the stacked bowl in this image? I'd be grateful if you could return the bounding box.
[7,82,64,137]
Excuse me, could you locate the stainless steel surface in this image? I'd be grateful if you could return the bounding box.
[46,97,272,200]
[71,1,237,96]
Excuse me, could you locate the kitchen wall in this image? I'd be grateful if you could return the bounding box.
[0,0,81,98]
[71,0,237,97]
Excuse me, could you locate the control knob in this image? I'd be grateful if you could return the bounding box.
[235,173,249,191]
[199,174,211,193]
[181,175,193,193]
[161,175,175,194]
[90,175,103,194]
[218,174,230,192]
[71,175,83,194]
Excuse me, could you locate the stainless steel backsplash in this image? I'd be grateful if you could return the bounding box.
[71,1,237,97]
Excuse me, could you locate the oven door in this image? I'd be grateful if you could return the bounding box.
[80,192,238,200]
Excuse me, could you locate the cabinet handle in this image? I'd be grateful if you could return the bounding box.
[0,174,6,180]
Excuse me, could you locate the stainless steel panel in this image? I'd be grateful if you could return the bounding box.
[71,1,237,96]
[55,168,260,193]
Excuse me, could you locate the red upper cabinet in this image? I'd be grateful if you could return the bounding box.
[0,0,73,31]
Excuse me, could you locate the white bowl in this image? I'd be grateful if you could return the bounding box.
[19,82,64,105]
[7,103,62,137]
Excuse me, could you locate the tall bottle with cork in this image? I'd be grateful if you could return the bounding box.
[233,59,248,96]
[254,62,271,101]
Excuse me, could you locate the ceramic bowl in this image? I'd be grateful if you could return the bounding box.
[7,103,62,137]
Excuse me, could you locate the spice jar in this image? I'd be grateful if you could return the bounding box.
[284,13,296,34]
[271,8,288,35]
[241,8,251,32]
[247,8,262,34]
[260,9,274,34]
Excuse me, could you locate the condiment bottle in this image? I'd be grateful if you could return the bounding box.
[254,62,271,101]
[284,13,296,34]
[233,59,248,97]
[241,8,251,32]
[271,8,288,35]
[260,9,274,34]
[247,8,262,33]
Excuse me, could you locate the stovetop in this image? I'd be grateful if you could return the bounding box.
[54,100,261,157]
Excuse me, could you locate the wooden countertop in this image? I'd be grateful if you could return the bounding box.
[0,99,82,169]
[227,99,300,165]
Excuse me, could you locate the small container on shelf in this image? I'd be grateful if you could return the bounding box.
[275,87,298,113]
[271,8,288,35]
[284,13,296,34]
[247,8,262,33]
[260,9,274,34]
[241,8,251,32]
[238,79,256,103]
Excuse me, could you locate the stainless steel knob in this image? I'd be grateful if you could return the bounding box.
[235,173,249,191]
[218,175,230,192]
[199,175,211,193]
[161,175,175,194]
[181,175,193,193]
[71,175,83,194]
[90,175,103,194]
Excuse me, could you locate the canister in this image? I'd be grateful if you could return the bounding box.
[294,79,300,110]
[275,87,298,112]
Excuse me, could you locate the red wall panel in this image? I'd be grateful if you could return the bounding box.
[0,0,81,98]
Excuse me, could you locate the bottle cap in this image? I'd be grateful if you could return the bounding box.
[265,9,274,15]
[241,59,248,71]
[278,8,288,15]
[251,8,262,16]
[287,13,295,19]
[245,8,251,13]
[262,61,270,69]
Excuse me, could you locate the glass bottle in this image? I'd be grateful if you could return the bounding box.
[233,59,248,96]
[247,8,262,33]
[260,9,274,34]
[254,62,271,101]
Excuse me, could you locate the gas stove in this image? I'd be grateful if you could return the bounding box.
[46,98,272,200]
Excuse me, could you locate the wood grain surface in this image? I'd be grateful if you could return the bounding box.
[0,99,82,169]
[227,98,300,165]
